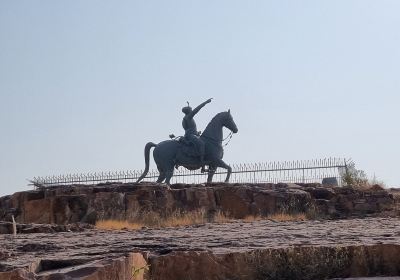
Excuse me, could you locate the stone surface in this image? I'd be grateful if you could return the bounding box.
[1,217,400,279]
[331,276,400,280]
[0,183,395,225]
[150,245,400,280]
[0,222,93,235]
[0,253,147,280]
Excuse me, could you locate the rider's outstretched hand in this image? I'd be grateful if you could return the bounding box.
[206,98,213,103]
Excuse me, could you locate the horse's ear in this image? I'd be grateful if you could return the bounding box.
[228,109,230,114]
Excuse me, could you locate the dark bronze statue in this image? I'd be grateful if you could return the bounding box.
[137,99,238,185]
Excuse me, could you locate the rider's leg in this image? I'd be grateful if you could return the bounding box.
[188,135,206,172]
[198,140,206,172]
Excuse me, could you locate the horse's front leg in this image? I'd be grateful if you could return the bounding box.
[215,159,232,183]
[207,165,216,184]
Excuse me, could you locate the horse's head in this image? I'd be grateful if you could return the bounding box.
[202,110,238,143]
[222,109,238,134]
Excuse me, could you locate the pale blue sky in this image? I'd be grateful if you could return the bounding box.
[1,1,399,196]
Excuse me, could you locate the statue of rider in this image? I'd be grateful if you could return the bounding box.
[181,98,212,171]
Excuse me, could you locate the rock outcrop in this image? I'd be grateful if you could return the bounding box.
[0,253,148,280]
[149,245,400,280]
[0,183,395,225]
[1,217,400,279]
[0,221,93,234]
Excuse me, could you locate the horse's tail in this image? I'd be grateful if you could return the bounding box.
[136,142,157,183]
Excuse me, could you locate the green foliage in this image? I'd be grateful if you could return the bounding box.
[342,162,368,186]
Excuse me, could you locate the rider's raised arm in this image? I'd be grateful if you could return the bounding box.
[188,98,212,119]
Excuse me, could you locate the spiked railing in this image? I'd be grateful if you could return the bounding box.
[30,157,348,188]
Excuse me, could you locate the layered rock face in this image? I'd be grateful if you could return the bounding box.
[150,245,400,280]
[3,245,400,280]
[1,217,400,279]
[0,183,395,225]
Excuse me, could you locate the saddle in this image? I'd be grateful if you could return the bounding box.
[169,134,201,158]
[179,137,200,158]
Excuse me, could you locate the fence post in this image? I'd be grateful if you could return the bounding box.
[12,215,17,238]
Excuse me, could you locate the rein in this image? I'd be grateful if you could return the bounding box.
[222,132,233,147]
[202,132,233,147]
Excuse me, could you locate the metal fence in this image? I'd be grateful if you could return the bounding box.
[30,158,348,188]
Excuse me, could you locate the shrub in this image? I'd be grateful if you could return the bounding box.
[342,161,368,187]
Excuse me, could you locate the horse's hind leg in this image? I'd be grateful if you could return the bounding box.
[156,172,166,183]
[165,167,174,186]
[155,164,166,183]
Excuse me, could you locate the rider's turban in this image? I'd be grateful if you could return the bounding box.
[182,102,192,114]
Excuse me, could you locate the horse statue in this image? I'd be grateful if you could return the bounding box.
[136,110,238,185]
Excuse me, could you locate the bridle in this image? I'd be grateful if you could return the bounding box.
[202,131,233,147]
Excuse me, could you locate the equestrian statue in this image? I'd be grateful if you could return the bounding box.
[136,98,238,184]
